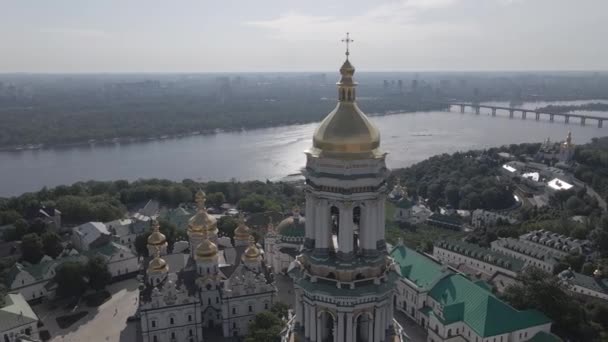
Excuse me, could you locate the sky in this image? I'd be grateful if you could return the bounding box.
[0,0,606,72]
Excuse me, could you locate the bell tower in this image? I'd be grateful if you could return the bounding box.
[289,33,400,342]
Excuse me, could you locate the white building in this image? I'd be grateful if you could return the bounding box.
[6,239,137,301]
[138,190,277,341]
[394,200,432,225]
[286,51,402,342]
[471,209,517,229]
[558,269,608,301]
[433,240,525,278]
[520,230,593,260]
[391,243,556,342]
[71,222,112,251]
[0,293,40,342]
[491,238,559,273]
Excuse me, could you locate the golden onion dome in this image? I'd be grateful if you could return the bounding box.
[243,236,261,261]
[188,190,217,234]
[312,57,380,155]
[196,233,219,261]
[234,213,251,242]
[147,254,169,274]
[147,220,167,246]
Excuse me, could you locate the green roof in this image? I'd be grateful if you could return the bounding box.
[429,274,551,337]
[396,199,414,209]
[160,206,195,230]
[390,245,447,290]
[528,331,562,342]
[560,269,608,294]
[277,216,305,238]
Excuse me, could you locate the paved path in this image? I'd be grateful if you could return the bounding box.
[394,311,427,342]
[35,278,140,342]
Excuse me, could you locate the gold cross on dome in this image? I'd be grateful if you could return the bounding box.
[341,32,354,58]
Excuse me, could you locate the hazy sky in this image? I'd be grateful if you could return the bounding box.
[1,0,606,72]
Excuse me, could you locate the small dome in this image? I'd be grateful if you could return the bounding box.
[234,214,251,242]
[148,255,168,274]
[277,215,305,238]
[243,237,261,262]
[196,237,218,261]
[188,190,217,234]
[147,220,167,246]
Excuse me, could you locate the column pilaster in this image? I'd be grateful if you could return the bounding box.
[346,312,353,342]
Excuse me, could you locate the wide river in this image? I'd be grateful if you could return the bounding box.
[2,100,608,197]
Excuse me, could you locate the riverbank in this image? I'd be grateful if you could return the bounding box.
[0,106,443,152]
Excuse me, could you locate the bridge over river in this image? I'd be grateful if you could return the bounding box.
[448,103,606,128]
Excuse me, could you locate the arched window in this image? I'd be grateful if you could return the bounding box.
[170,317,175,325]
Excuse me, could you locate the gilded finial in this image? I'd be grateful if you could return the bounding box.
[195,190,207,211]
[341,32,353,59]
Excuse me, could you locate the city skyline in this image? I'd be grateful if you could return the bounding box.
[1,0,607,72]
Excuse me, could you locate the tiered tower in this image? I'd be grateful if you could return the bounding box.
[289,33,399,342]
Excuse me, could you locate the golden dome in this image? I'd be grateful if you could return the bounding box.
[147,249,169,274]
[147,220,167,246]
[243,236,261,261]
[196,231,218,261]
[188,190,217,234]
[312,57,380,155]
[234,213,251,242]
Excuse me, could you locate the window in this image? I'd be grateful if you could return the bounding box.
[216,297,219,304]
[152,320,156,328]
[188,315,192,322]
[189,329,193,336]
[153,336,158,342]
[170,317,174,325]
[232,308,236,314]
[264,303,268,309]
[249,305,253,312]
[208,298,211,305]
[233,322,236,328]
[171,332,175,339]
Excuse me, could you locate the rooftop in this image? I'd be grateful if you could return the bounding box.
[0,293,38,332]
[390,245,447,290]
[436,240,525,272]
[429,274,551,337]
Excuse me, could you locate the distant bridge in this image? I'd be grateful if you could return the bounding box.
[446,103,606,128]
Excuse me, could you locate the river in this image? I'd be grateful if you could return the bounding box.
[1,100,607,197]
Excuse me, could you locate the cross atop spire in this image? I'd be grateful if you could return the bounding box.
[341,32,353,59]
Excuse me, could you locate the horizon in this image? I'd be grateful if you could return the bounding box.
[2,0,607,73]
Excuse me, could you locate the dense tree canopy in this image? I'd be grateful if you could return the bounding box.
[21,233,44,264]
[86,256,112,291]
[393,152,515,211]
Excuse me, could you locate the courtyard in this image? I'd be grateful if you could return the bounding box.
[33,278,140,342]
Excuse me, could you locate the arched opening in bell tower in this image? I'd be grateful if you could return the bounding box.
[355,312,373,342]
[330,205,340,252]
[353,206,361,254]
[319,311,336,342]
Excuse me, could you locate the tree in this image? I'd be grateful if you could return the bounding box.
[206,192,226,208]
[86,256,112,291]
[245,311,283,342]
[135,233,151,258]
[502,267,591,339]
[55,261,87,298]
[42,231,63,258]
[21,233,44,263]
[270,302,289,320]
[217,216,238,238]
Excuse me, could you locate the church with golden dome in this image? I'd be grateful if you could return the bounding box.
[138,190,277,342]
